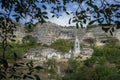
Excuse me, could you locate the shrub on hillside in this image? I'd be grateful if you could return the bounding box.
[22,35,37,45]
[50,39,72,53]
[93,46,120,64]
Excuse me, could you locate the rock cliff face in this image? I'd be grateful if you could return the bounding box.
[31,22,87,45]
[32,22,61,45]
[114,29,120,40]
[14,22,120,45]
[14,23,26,43]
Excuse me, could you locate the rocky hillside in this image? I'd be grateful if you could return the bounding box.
[33,22,61,45]
[14,22,120,45]
[14,23,26,43]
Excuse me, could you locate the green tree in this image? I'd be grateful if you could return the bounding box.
[46,59,57,74]
[105,38,119,48]
[94,65,119,80]
[22,35,37,45]
[25,23,35,32]
[50,39,72,53]
[93,46,120,65]
[45,59,57,79]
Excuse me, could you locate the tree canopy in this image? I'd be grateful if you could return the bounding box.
[50,39,72,53]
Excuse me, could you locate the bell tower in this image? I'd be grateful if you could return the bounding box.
[73,35,80,57]
[72,26,81,57]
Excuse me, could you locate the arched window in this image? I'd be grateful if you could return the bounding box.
[76,42,79,48]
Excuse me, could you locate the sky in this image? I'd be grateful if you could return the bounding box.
[20,1,79,26]
[0,0,119,27]
[44,0,119,27]
[48,12,74,26]
[47,2,79,26]
[47,4,77,26]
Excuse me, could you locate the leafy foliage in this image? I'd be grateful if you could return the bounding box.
[62,39,120,80]
[0,59,42,80]
[93,47,120,65]
[22,35,37,45]
[46,59,57,74]
[105,38,119,47]
[25,23,35,32]
[50,39,72,53]
[63,59,120,80]
[0,17,16,58]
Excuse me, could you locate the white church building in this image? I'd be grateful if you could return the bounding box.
[72,36,81,57]
[64,35,81,59]
[24,30,93,61]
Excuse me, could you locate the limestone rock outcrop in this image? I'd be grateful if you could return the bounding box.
[14,22,120,45]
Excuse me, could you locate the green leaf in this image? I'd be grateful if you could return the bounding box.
[83,19,86,24]
[42,12,47,14]
[1,59,8,70]
[72,19,77,22]
[43,15,49,19]
[12,14,19,17]
[116,21,120,29]
[102,27,110,32]
[105,8,112,14]
[41,0,45,3]
[63,6,66,11]
[34,66,43,70]
[99,9,104,13]
[86,1,94,8]
[88,20,96,25]
[112,27,115,32]
[69,18,71,24]
[52,15,55,17]
[86,8,90,11]
[16,16,20,22]
[66,12,69,15]
[80,23,83,28]
[76,23,79,29]
[34,74,41,80]
[42,5,47,9]
[23,74,27,79]
[27,75,34,79]
[14,52,17,59]
[10,39,15,42]
[98,18,104,24]
[110,30,113,36]
[13,63,23,67]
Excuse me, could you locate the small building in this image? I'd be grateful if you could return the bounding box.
[47,52,61,59]
[64,50,72,58]
[24,48,42,60]
[64,53,71,59]
[24,52,40,60]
